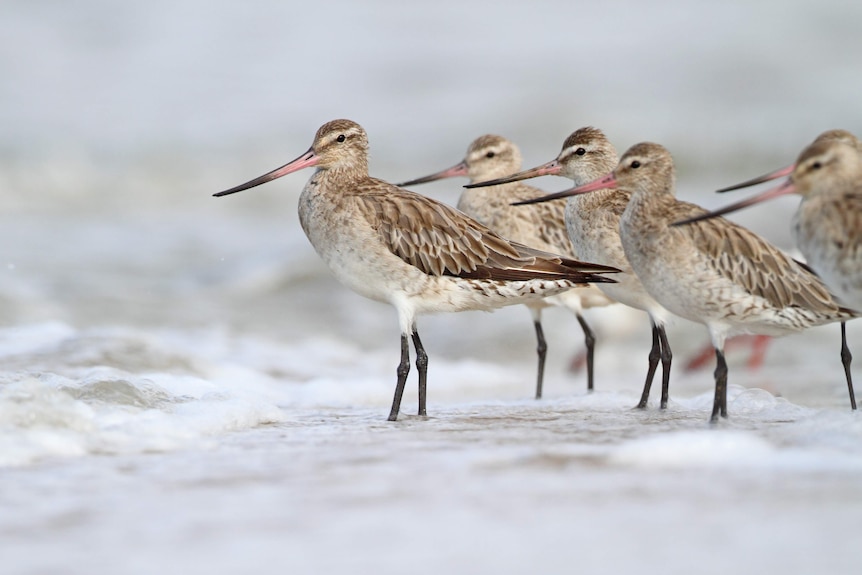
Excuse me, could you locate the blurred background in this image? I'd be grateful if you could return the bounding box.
[4,0,862,201]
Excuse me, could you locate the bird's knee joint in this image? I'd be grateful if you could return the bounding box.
[397,361,410,379]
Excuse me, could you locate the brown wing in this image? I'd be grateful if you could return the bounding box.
[356,180,618,281]
[674,200,840,313]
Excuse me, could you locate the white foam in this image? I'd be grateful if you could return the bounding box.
[610,429,777,468]
[0,324,288,466]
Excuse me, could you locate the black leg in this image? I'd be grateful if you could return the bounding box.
[657,325,672,409]
[576,313,596,393]
[711,348,728,423]
[840,321,856,410]
[533,320,547,400]
[636,322,661,409]
[412,330,428,416]
[388,334,410,422]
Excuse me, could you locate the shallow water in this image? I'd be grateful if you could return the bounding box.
[2,1,862,573]
[3,313,861,574]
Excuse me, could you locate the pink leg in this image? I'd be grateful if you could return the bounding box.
[568,349,588,373]
[684,335,771,372]
[745,334,771,370]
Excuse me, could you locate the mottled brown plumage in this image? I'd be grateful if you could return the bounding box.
[214,119,618,421]
[664,200,841,315]
[469,127,677,410]
[673,130,862,411]
[788,137,862,313]
[511,141,856,421]
[397,134,615,397]
[362,188,609,281]
[673,132,862,309]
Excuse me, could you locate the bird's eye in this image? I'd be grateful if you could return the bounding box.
[631,160,641,168]
[486,151,495,159]
[811,161,822,170]
[336,134,346,143]
[575,148,586,156]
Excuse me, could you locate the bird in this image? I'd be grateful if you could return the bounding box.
[469,128,789,405]
[673,131,862,410]
[465,127,675,410]
[395,134,615,398]
[514,141,857,422]
[785,140,862,314]
[213,119,619,421]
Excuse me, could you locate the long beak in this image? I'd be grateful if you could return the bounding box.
[465,159,562,189]
[716,164,795,193]
[672,179,797,226]
[395,160,468,187]
[213,147,319,197]
[512,172,617,206]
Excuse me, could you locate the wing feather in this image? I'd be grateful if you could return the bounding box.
[674,200,840,313]
[355,180,618,281]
